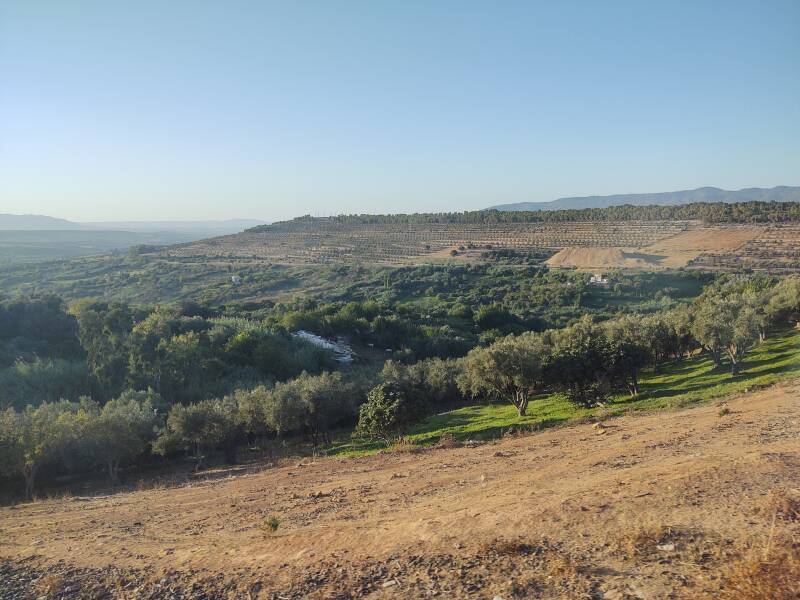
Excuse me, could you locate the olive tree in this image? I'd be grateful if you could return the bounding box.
[87,389,162,485]
[691,295,728,367]
[692,295,762,374]
[665,304,696,361]
[154,399,239,468]
[0,401,88,499]
[459,331,548,416]
[766,275,800,327]
[546,318,612,408]
[725,302,762,374]
[603,315,652,396]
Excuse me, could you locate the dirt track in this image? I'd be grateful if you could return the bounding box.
[1,382,799,598]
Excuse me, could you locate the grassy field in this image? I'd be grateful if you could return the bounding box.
[329,326,800,456]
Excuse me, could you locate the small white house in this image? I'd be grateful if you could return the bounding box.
[589,273,608,286]
[230,275,242,285]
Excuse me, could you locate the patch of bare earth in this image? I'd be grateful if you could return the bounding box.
[2,382,799,598]
[545,247,665,269]
[545,227,766,271]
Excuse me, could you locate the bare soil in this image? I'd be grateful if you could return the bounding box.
[2,382,799,599]
[546,247,662,269]
[546,227,764,271]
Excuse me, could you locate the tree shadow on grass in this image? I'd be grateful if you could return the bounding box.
[750,362,800,379]
[739,352,794,370]
[413,415,574,445]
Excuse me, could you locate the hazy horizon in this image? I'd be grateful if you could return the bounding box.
[3,184,800,225]
[2,1,798,222]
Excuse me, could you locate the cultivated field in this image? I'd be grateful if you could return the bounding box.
[2,382,798,598]
[163,218,800,272]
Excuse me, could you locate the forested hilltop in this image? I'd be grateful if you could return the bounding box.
[489,185,800,211]
[252,201,800,230]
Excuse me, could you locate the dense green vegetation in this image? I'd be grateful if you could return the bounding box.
[255,201,800,229]
[331,325,800,455]
[0,269,797,499]
[0,252,708,321]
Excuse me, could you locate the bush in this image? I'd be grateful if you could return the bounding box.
[354,382,424,440]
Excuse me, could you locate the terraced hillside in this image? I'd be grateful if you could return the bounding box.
[165,220,693,265]
[164,216,800,272]
[688,223,800,273]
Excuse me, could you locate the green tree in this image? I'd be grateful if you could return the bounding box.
[0,400,90,499]
[87,389,162,485]
[154,399,238,468]
[459,332,548,416]
[603,315,651,396]
[473,303,515,332]
[546,318,612,408]
[640,314,674,372]
[354,382,423,440]
[725,302,762,374]
[691,295,728,367]
[666,304,696,361]
[71,300,134,401]
[766,275,800,327]
[692,295,762,374]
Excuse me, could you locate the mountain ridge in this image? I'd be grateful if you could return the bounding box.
[489,185,800,212]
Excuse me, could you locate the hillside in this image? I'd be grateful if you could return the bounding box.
[164,202,800,272]
[2,381,798,598]
[490,185,800,211]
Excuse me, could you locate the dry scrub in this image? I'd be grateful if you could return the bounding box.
[1,381,799,598]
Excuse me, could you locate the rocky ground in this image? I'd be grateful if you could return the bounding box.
[1,382,799,599]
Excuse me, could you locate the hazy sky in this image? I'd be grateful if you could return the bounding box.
[1,1,798,222]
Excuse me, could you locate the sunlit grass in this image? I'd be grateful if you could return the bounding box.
[328,327,799,457]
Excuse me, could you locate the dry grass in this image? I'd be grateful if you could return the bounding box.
[611,516,673,559]
[35,572,66,597]
[385,436,419,454]
[542,548,582,582]
[765,490,800,523]
[435,432,458,449]
[714,538,800,599]
[481,538,535,556]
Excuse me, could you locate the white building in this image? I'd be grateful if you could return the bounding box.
[589,273,608,286]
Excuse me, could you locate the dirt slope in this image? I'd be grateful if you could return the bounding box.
[546,247,663,269]
[1,382,799,598]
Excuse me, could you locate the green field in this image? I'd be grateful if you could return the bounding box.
[329,326,800,456]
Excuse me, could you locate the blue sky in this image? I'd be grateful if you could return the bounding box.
[1,1,798,222]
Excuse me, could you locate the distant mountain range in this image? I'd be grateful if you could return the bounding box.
[0,214,267,233]
[489,186,800,212]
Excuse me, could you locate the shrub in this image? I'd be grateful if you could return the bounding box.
[354,382,424,440]
[263,515,280,533]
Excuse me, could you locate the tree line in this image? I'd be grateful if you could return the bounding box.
[252,201,800,231]
[357,274,800,435]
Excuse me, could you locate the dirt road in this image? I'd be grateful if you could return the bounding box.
[2,382,799,598]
